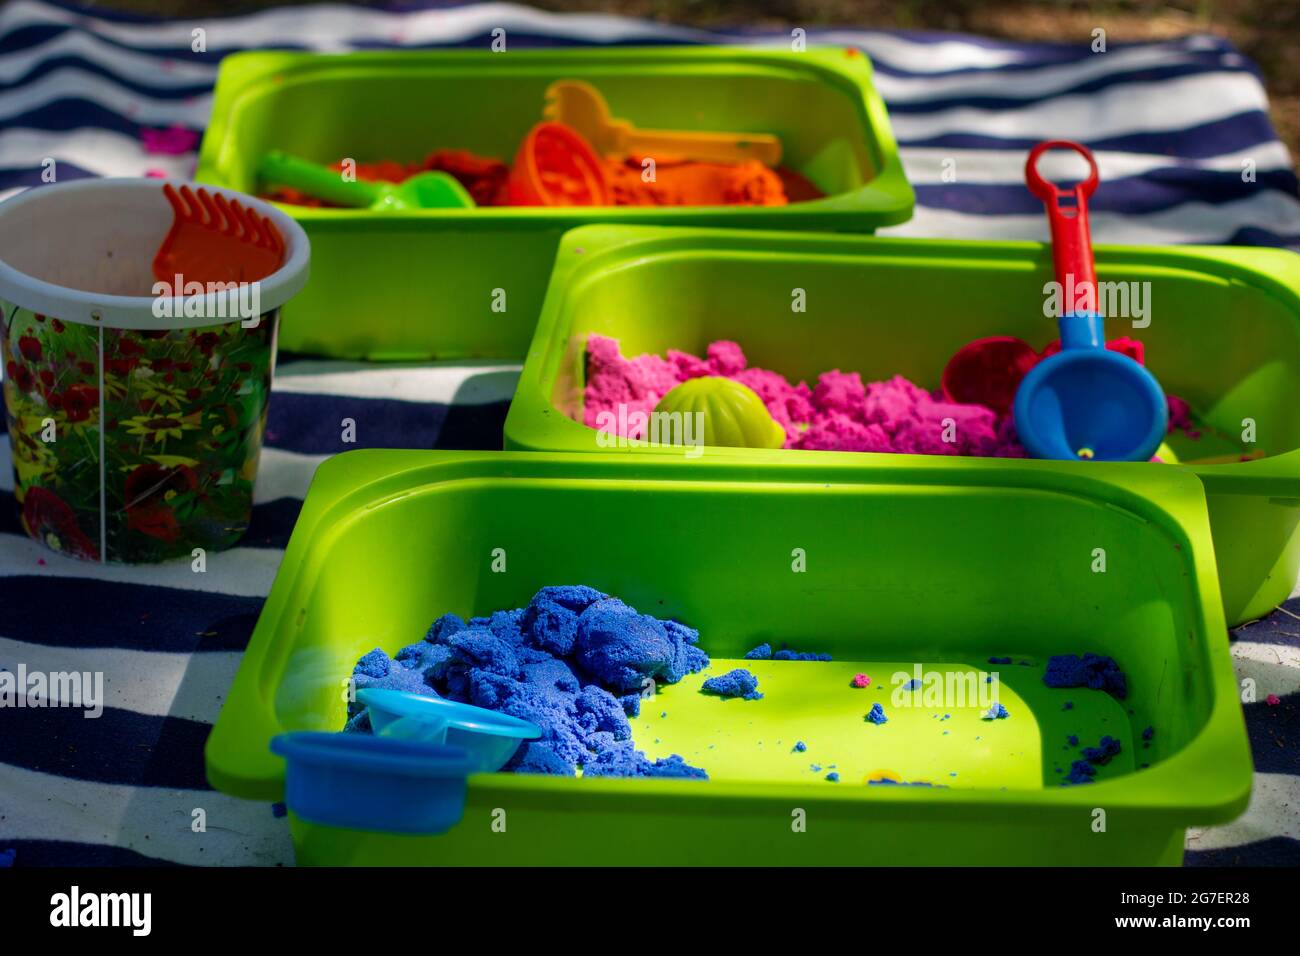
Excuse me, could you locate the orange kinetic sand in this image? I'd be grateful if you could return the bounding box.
[266,148,821,208]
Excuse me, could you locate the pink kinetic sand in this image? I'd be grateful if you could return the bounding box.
[583,335,1026,457]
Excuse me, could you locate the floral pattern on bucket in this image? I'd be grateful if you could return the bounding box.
[2,298,278,563]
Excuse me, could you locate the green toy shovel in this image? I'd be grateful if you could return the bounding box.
[257,151,476,211]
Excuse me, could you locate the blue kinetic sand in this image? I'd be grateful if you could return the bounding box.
[344,593,1148,795]
[1082,735,1123,765]
[701,668,763,700]
[744,642,832,661]
[1043,653,1128,698]
[347,586,710,778]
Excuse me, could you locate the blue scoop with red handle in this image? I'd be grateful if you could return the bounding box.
[1013,141,1167,462]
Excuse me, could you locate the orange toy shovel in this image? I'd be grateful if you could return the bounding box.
[544,80,783,165]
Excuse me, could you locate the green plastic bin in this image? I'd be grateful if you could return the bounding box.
[206,450,1249,866]
[195,47,912,361]
[503,225,1300,626]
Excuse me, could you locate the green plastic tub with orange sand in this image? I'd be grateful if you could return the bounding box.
[195,46,913,360]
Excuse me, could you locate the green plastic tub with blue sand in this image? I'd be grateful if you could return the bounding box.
[503,225,1300,627]
[195,47,912,361]
[206,450,1250,866]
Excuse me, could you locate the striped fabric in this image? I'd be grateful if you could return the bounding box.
[0,0,1296,867]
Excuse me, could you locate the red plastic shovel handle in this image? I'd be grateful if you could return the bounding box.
[1025,140,1100,305]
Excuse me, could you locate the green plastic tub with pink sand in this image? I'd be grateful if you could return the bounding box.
[503,222,1300,627]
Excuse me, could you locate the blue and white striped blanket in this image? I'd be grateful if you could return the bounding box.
[1,0,1296,867]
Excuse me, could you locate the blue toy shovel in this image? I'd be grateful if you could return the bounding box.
[1013,141,1167,461]
[358,688,541,773]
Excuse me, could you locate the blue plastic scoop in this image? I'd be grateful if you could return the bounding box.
[270,732,475,834]
[1013,141,1167,462]
[358,688,541,772]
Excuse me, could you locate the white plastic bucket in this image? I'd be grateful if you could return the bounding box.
[0,179,310,563]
